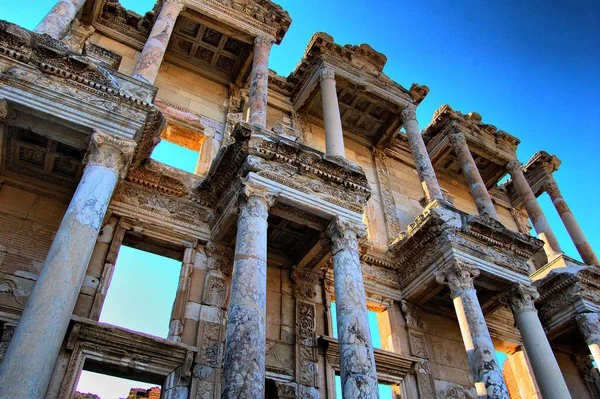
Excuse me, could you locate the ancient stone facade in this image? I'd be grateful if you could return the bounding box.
[0,1,598,398]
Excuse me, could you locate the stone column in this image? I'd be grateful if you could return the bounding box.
[0,131,135,399]
[435,261,509,399]
[506,160,563,258]
[132,0,184,84]
[221,184,275,399]
[34,0,86,40]
[402,106,443,202]
[576,313,600,368]
[326,217,378,398]
[319,67,346,158]
[247,36,274,128]
[543,178,599,265]
[501,283,572,399]
[448,132,499,220]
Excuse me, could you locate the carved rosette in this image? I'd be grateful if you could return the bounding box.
[401,106,417,123]
[318,67,335,82]
[500,283,539,316]
[85,130,136,177]
[576,313,600,346]
[325,217,366,255]
[238,183,277,220]
[435,260,480,296]
[505,159,523,174]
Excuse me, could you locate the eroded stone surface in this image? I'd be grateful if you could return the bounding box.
[34,0,85,39]
[248,36,274,128]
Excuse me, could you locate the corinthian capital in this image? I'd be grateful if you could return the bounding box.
[85,130,136,177]
[500,283,539,315]
[435,260,479,295]
[505,159,523,174]
[325,217,366,255]
[239,182,277,219]
[576,313,600,345]
[401,106,417,123]
[254,35,275,50]
[319,67,335,82]
[541,178,559,195]
[448,131,467,147]
[162,0,185,11]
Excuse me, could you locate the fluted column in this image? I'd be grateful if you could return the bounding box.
[132,0,184,84]
[448,132,499,220]
[34,0,86,39]
[436,261,509,399]
[0,131,135,399]
[326,217,378,398]
[247,36,274,128]
[221,184,275,398]
[319,67,346,158]
[506,160,563,258]
[402,106,443,201]
[576,313,600,368]
[543,178,599,265]
[501,284,571,399]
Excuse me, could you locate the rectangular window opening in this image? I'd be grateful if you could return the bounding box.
[99,239,182,339]
[150,140,200,174]
[334,375,396,399]
[75,369,161,399]
[330,302,390,350]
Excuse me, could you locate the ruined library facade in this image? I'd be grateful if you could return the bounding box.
[0,0,598,398]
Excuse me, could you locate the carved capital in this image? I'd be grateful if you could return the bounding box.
[325,217,366,255]
[541,178,560,196]
[254,35,274,51]
[448,131,467,148]
[435,260,479,295]
[401,106,417,123]
[292,268,320,299]
[505,159,523,174]
[500,283,539,315]
[576,313,600,345]
[0,99,7,121]
[318,67,335,82]
[238,183,277,219]
[162,0,185,11]
[85,130,136,177]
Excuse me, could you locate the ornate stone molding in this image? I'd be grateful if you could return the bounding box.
[325,217,366,255]
[401,106,417,123]
[238,182,277,219]
[85,130,136,177]
[318,67,335,82]
[500,283,539,316]
[401,300,424,330]
[576,313,600,345]
[435,260,479,295]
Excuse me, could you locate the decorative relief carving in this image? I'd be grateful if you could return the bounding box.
[62,19,95,52]
[292,269,319,300]
[318,67,335,82]
[202,273,228,309]
[373,148,401,240]
[576,313,600,345]
[0,99,7,121]
[401,301,424,330]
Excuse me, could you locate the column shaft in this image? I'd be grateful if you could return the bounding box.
[402,107,443,201]
[221,185,274,398]
[327,218,378,398]
[319,68,346,158]
[544,178,599,265]
[247,36,273,128]
[449,132,499,220]
[0,132,134,399]
[576,313,600,368]
[506,160,562,258]
[34,0,86,39]
[436,261,509,399]
[503,284,571,399]
[132,0,184,84]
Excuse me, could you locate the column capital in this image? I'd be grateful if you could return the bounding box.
[448,131,467,147]
[541,177,559,195]
[319,67,336,82]
[576,313,600,345]
[0,99,8,121]
[506,159,523,174]
[254,35,275,50]
[325,217,366,255]
[435,260,479,295]
[85,130,136,177]
[500,283,539,315]
[163,0,185,11]
[401,106,417,123]
[238,182,277,219]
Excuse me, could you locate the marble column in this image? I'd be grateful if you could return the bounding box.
[247,36,274,128]
[319,67,346,158]
[448,132,499,220]
[502,283,572,399]
[402,106,443,202]
[576,313,600,368]
[326,217,378,398]
[435,261,509,399]
[543,178,599,265]
[132,0,184,84]
[0,131,135,399]
[506,160,563,258]
[221,184,275,399]
[34,0,86,40]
